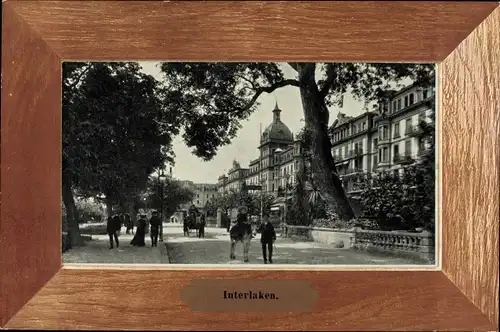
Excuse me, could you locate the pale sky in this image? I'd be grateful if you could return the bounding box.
[139,62,408,184]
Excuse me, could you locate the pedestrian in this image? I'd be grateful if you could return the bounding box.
[125,214,134,234]
[198,213,206,239]
[149,211,161,247]
[258,214,277,264]
[107,214,121,249]
[130,214,146,247]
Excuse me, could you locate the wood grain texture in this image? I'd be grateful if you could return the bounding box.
[6,1,499,62]
[1,0,499,330]
[5,269,497,330]
[0,3,62,327]
[440,6,500,326]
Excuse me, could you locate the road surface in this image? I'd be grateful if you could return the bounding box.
[163,225,419,265]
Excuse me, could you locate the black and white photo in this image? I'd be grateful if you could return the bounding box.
[61,62,436,266]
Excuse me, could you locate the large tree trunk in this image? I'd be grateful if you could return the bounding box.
[62,171,81,246]
[297,63,355,222]
[105,197,113,217]
[129,203,137,225]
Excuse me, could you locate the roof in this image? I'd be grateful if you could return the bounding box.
[260,102,293,143]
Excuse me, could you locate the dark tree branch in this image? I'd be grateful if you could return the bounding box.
[287,62,300,72]
[64,64,92,90]
[237,79,300,112]
[234,74,258,90]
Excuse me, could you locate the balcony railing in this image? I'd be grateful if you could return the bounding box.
[405,125,425,136]
[378,135,390,143]
[338,167,364,176]
[393,153,414,164]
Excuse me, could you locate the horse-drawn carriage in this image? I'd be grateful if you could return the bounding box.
[183,206,206,237]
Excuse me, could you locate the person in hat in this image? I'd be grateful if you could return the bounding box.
[258,214,277,264]
[149,211,161,247]
[130,214,147,247]
[107,214,121,249]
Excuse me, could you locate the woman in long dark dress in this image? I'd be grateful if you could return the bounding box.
[130,214,146,247]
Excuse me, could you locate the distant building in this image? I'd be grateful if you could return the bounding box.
[179,181,219,213]
[329,82,435,197]
[217,102,305,201]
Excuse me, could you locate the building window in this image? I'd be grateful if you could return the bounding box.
[423,89,429,99]
[373,138,378,149]
[405,139,412,156]
[405,118,412,135]
[404,95,409,108]
[345,146,348,155]
[393,144,399,159]
[394,123,400,138]
[418,112,426,124]
[392,101,397,113]
[418,138,426,155]
[409,93,414,105]
[354,158,361,169]
[397,99,402,110]
[373,155,378,170]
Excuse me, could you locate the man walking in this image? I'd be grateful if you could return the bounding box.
[149,211,161,247]
[198,213,206,239]
[125,214,134,234]
[107,214,121,249]
[259,215,277,264]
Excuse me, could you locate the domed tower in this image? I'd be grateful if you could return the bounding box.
[260,102,294,144]
[258,101,294,195]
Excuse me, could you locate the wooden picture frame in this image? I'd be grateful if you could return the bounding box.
[1,1,499,330]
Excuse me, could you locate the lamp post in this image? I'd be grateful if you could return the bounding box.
[259,177,265,221]
[158,168,167,242]
[282,173,291,236]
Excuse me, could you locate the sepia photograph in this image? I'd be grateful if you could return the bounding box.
[61,62,436,266]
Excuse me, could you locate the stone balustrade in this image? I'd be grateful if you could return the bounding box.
[351,227,435,263]
[283,224,435,263]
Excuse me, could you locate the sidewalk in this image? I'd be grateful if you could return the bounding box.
[63,227,169,264]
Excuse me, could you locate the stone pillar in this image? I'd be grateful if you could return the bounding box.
[216,208,222,228]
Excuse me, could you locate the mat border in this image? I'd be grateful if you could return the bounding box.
[1,1,498,330]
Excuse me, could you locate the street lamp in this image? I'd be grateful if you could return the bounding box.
[282,173,291,235]
[259,177,266,221]
[158,168,167,242]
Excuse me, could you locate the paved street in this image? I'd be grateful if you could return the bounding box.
[164,225,416,265]
[63,225,170,264]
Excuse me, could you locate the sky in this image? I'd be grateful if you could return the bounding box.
[139,62,409,184]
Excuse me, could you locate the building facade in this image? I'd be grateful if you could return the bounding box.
[179,180,219,212]
[217,103,305,199]
[329,82,435,196]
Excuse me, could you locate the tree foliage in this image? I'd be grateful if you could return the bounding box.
[143,177,195,218]
[62,62,184,246]
[204,190,275,218]
[63,62,180,204]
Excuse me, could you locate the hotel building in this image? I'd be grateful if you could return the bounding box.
[179,181,219,213]
[217,103,305,201]
[329,82,435,196]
